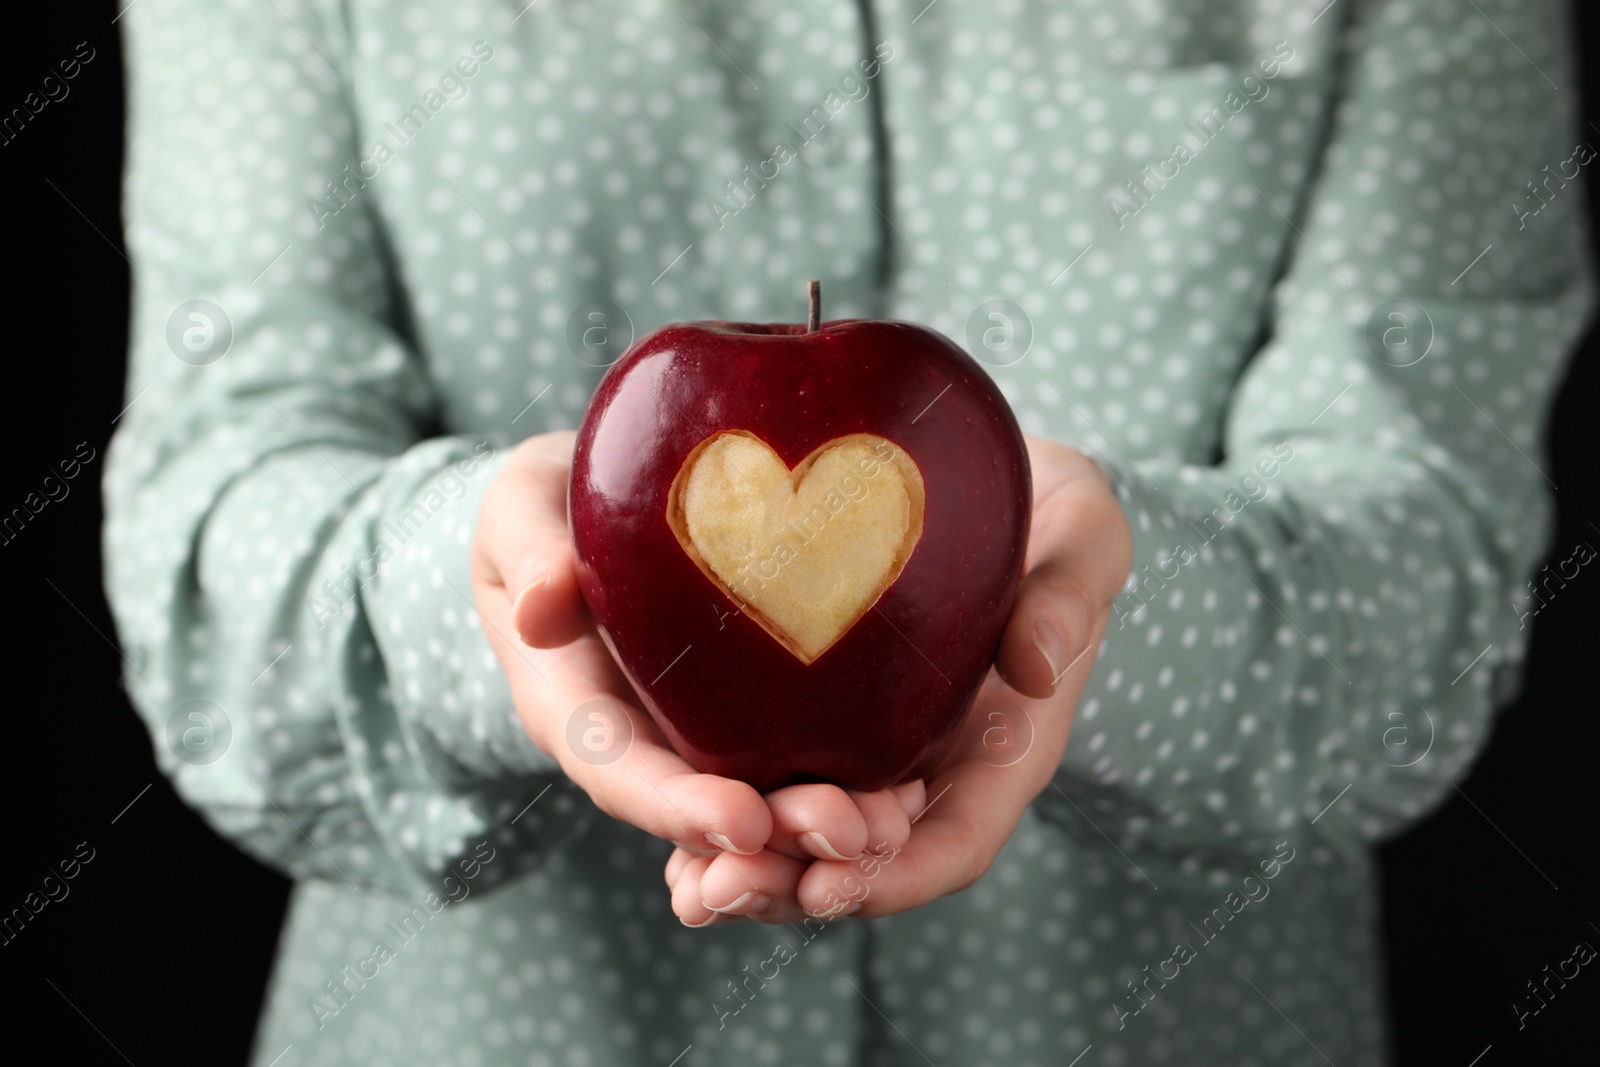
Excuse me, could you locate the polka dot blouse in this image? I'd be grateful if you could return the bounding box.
[104,1,1592,1064]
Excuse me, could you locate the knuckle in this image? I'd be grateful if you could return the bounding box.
[589,789,623,824]
[942,813,997,894]
[951,851,995,895]
[564,764,621,821]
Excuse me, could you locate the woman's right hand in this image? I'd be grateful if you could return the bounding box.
[473,432,912,918]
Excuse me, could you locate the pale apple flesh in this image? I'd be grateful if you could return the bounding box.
[667,430,925,664]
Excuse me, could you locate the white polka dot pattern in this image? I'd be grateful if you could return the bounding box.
[103,0,1591,1065]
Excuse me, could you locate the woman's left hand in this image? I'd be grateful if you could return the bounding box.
[664,434,1134,926]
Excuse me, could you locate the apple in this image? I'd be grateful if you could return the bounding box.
[569,283,1031,792]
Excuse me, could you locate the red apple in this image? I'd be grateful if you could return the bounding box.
[569,284,1031,792]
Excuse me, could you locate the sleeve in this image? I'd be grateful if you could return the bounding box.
[1037,0,1594,861]
[104,0,575,898]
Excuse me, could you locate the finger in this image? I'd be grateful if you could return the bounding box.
[670,854,722,927]
[696,849,809,922]
[796,692,1077,920]
[760,783,913,865]
[996,441,1131,699]
[796,781,1000,920]
[511,546,588,650]
[556,697,774,856]
[665,846,694,890]
[996,560,1097,699]
[762,784,868,862]
[890,779,927,823]
[478,598,775,859]
[475,432,590,649]
[845,787,912,857]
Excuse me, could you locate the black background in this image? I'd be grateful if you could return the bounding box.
[0,3,1594,1064]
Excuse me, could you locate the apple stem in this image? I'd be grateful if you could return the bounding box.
[806,280,821,333]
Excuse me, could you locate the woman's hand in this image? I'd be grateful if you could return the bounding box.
[474,432,916,895]
[664,435,1133,925]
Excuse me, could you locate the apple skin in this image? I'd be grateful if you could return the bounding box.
[569,318,1032,793]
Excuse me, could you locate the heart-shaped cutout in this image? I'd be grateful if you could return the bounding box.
[667,431,926,664]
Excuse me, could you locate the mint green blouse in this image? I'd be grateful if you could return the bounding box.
[107,1,1591,1064]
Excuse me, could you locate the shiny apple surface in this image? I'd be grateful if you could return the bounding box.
[570,318,1031,792]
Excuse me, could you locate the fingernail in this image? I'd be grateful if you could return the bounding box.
[801,831,861,862]
[838,902,863,917]
[707,891,770,915]
[511,572,551,644]
[680,913,723,928]
[704,832,761,856]
[1032,617,1067,689]
[513,570,550,604]
[674,837,720,858]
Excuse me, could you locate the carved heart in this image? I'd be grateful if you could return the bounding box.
[667,431,926,664]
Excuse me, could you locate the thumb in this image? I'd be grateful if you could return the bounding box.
[510,539,586,649]
[993,439,1131,699]
[476,432,590,648]
[995,562,1098,699]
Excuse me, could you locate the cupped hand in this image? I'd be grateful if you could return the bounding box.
[474,432,917,906]
[664,435,1133,925]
